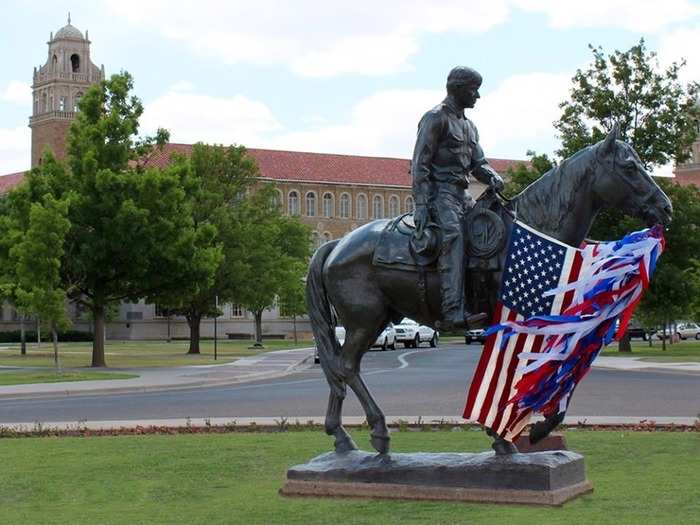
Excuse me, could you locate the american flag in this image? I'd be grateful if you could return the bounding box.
[463,221,585,441]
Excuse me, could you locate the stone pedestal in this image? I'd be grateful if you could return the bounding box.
[281,450,592,506]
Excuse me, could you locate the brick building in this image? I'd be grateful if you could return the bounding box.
[0,18,526,340]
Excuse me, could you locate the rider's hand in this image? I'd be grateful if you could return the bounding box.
[414,204,429,239]
[490,174,505,192]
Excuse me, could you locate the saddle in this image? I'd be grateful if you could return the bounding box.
[372,190,508,272]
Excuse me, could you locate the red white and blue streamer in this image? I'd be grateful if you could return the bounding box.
[464,223,664,441]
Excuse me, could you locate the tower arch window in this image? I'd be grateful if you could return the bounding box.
[42,92,48,112]
[356,194,368,220]
[405,196,415,214]
[339,193,351,219]
[59,96,66,112]
[288,191,300,216]
[388,195,400,217]
[305,191,317,217]
[322,192,334,218]
[52,55,58,71]
[70,54,80,73]
[372,195,384,219]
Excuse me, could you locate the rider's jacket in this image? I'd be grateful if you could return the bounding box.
[411,97,498,205]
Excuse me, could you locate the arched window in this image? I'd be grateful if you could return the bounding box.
[52,55,58,71]
[70,54,80,73]
[42,92,48,112]
[271,189,283,210]
[357,194,368,220]
[323,232,332,244]
[322,193,334,218]
[405,196,415,214]
[388,195,400,217]
[339,193,351,219]
[305,191,317,217]
[288,191,300,215]
[59,96,66,112]
[372,195,384,219]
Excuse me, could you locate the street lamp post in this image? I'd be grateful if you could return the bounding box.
[214,295,219,361]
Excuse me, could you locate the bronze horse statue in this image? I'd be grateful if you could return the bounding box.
[306,126,672,455]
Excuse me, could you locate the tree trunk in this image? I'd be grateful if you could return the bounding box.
[52,321,60,372]
[37,317,41,348]
[292,314,298,345]
[661,321,667,351]
[20,315,26,355]
[618,331,632,352]
[254,310,264,346]
[167,315,172,343]
[186,312,202,354]
[92,304,107,367]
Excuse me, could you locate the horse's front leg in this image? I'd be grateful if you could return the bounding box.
[485,427,519,455]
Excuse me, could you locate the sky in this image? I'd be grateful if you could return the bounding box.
[1,0,699,176]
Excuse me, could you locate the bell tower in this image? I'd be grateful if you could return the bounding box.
[29,15,104,167]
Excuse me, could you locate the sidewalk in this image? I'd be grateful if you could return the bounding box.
[0,347,315,399]
[592,355,700,373]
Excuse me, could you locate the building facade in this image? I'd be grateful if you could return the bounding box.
[0,19,526,340]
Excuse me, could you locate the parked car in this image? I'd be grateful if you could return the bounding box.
[465,328,487,345]
[393,318,439,348]
[619,320,656,341]
[334,324,397,351]
[657,321,700,340]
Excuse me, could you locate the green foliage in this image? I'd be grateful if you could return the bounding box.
[503,150,554,198]
[555,39,699,167]
[234,185,312,341]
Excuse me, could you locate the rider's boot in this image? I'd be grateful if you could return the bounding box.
[437,309,488,332]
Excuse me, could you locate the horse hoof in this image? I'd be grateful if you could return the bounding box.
[334,435,358,453]
[370,433,391,454]
[492,439,519,455]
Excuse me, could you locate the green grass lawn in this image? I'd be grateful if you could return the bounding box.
[0,339,313,368]
[602,339,700,362]
[0,371,138,386]
[0,430,698,524]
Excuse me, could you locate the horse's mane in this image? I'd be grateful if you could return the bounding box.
[512,144,597,232]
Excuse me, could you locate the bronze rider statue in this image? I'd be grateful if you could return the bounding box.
[411,66,504,331]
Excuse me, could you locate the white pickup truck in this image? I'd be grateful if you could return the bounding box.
[393,318,438,348]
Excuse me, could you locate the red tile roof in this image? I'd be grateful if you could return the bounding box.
[141,143,527,187]
[0,172,27,193]
[1,144,529,193]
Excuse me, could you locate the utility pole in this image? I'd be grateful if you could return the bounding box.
[214,295,219,361]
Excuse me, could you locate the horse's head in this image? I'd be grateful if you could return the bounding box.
[593,124,673,226]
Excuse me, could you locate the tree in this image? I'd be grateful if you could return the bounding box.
[236,185,311,346]
[503,151,554,198]
[153,143,258,354]
[12,194,72,368]
[554,40,700,351]
[2,73,220,367]
[277,270,308,345]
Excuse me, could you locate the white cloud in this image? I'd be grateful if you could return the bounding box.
[658,25,700,85]
[1,81,31,107]
[264,72,571,160]
[0,125,30,174]
[102,0,510,77]
[141,85,282,145]
[514,0,700,33]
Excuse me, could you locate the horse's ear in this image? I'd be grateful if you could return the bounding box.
[599,123,620,156]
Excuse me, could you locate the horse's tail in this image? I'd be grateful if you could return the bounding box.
[306,240,345,396]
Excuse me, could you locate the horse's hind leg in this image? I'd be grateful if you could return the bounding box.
[325,387,358,453]
[346,373,390,454]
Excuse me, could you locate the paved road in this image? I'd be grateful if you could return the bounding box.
[0,344,698,423]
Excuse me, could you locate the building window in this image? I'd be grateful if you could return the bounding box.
[357,194,368,220]
[42,92,48,112]
[271,189,283,210]
[73,92,83,112]
[70,54,80,73]
[388,195,400,217]
[230,304,244,318]
[306,191,317,217]
[52,55,58,71]
[288,191,300,215]
[322,193,334,218]
[405,196,415,214]
[339,193,351,218]
[59,96,66,111]
[323,232,332,244]
[372,195,384,219]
